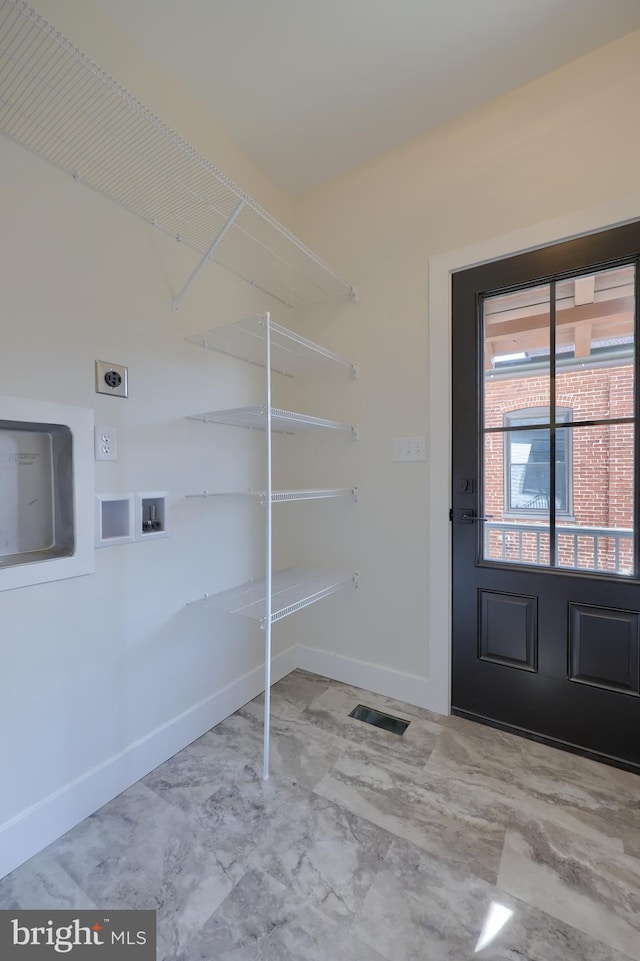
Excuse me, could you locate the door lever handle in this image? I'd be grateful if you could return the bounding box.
[461,513,493,522]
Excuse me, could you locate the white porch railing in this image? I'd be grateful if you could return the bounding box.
[484,521,634,574]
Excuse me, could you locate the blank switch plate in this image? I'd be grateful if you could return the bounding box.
[393,436,426,462]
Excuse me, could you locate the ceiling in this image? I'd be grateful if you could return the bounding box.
[93,0,640,195]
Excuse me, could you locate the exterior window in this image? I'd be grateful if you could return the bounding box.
[504,408,572,514]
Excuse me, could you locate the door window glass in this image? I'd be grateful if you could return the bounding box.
[484,284,550,429]
[483,433,550,566]
[482,264,636,576]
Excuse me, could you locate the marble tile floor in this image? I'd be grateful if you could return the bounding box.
[1,669,639,960]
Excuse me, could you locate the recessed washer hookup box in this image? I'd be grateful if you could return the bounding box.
[0,420,74,567]
[0,396,94,591]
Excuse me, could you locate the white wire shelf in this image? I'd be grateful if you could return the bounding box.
[185,316,356,378]
[186,406,358,436]
[186,487,358,502]
[187,567,358,627]
[0,0,355,309]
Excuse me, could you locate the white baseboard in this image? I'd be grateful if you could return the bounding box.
[0,643,441,880]
[0,645,297,881]
[295,644,446,713]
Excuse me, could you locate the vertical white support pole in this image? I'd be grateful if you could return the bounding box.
[263,312,272,781]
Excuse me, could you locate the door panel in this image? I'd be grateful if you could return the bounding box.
[451,221,640,771]
[478,590,538,671]
[568,603,640,695]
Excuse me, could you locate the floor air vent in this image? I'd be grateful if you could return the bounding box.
[349,704,410,735]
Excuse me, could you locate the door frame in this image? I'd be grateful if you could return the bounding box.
[426,191,640,718]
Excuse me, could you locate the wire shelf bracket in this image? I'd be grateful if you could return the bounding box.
[172,199,245,311]
[0,0,356,310]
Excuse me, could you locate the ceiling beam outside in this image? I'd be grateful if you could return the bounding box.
[574,275,596,306]
[487,315,632,355]
[574,321,593,358]
[485,296,634,340]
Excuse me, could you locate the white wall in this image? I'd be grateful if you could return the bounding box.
[288,29,640,710]
[0,0,300,878]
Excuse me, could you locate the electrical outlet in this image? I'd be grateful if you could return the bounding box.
[393,436,426,462]
[95,426,117,461]
[95,359,128,397]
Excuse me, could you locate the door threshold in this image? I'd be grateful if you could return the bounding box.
[451,708,640,776]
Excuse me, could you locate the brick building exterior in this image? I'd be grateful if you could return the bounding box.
[483,359,634,573]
